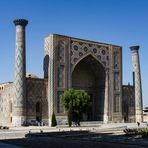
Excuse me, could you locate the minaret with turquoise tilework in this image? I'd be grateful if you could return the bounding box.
[130,45,143,123]
[13,19,28,126]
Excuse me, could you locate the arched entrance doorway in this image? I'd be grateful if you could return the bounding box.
[36,102,42,122]
[72,55,105,121]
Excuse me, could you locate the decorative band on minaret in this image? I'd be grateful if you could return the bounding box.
[130,45,143,122]
[13,19,28,126]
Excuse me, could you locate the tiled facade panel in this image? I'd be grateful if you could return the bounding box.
[45,34,123,123]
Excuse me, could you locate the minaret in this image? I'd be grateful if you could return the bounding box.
[13,19,28,126]
[130,45,143,122]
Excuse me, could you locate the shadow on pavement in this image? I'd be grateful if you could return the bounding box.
[0,131,147,148]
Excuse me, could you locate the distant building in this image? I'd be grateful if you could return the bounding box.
[143,107,148,122]
[0,19,143,126]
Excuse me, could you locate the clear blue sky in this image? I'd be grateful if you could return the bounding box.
[0,0,148,106]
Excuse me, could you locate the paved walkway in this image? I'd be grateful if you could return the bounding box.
[0,123,148,147]
[0,123,147,140]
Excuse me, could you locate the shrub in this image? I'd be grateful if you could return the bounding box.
[139,128,148,137]
[123,128,148,137]
[51,112,57,127]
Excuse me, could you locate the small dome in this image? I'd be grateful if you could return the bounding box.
[26,73,38,78]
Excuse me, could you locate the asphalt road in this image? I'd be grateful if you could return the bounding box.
[0,137,147,148]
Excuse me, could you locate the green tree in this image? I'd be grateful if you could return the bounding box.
[62,88,90,126]
[51,112,57,127]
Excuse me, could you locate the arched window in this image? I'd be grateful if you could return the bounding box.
[9,101,12,113]
[58,40,65,63]
[9,101,12,123]
[36,102,41,113]
[36,101,42,122]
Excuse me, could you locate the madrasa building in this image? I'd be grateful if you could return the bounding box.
[0,19,143,127]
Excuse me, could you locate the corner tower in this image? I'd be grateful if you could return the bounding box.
[130,45,143,122]
[13,19,28,126]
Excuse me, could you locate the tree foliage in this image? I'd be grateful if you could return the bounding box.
[62,88,90,126]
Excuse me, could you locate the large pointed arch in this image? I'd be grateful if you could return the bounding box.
[72,54,106,121]
[71,52,105,73]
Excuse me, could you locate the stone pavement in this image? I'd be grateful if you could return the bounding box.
[0,122,146,140]
[0,123,148,147]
